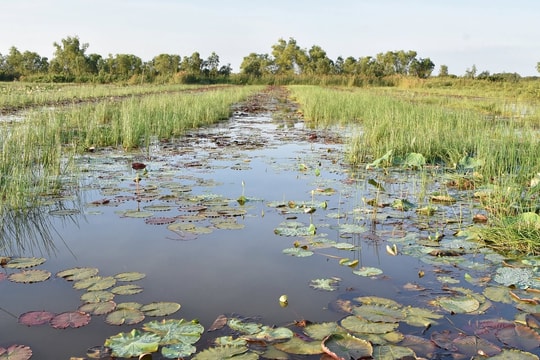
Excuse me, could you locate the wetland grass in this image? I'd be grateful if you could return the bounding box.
[289,84,540,254]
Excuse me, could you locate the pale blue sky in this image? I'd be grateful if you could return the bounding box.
[1,0,539,76]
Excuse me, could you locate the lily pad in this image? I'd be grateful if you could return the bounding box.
[143,319,204,345]
[437,295,480,314]
[309,278,340,291]
[111,284,143,295]
[340,315,399,334]
[79,301,116,315]
[114,271,146,281]
[304,322,345,340]
[353,305,406,323]
[8,269,51,283]
[56,267,99,281]
[105,309,145,326]
[50,311,91,329]
[161,343,198,359]
[322,333,373,359]
[140,301,181,316]
[5,257,46,269]
[0,345,32,360]
[372,344,416,360]
[73,276,117,291]
[282,247,314,257]
[192,346,249,359]
[18,311,56,326]
[353,266,383,277]
[81,290,115,303]
[105,329,161,358]
[273,336,323,355]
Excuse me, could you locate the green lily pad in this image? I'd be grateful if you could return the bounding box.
[437,295,480,314]
[114,272,146,282]
[273,336,324,355]
[322,333,373,359]
[372,344,416,360]
[79,301,116,315]
[340,315,399,334]
[73,276,117,291]
[282,247,314,257]
[105,308,145,325]
[332,242,357,250]
[309,278,340,291]
[0,344,33,360]
[304,322,346,340]
[5,257,46,269]
[227,318,262,335]
[81,290,114,303]
[192,345,249,360]
[161,343,197,359]
[122,210,154,218]
[353,267,383,277]
[105,329,160,358]
[140,301,181,316]
[143,319,204,345]
[8,269,51,283]
[111,284,143,295]
[243,326,294,342]
[56,267,99,281]
[352,305,406,323]
[489,349,540,359]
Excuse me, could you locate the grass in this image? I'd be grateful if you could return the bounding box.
[289,84,540,254]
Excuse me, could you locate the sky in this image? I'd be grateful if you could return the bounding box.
[1,0,539,76]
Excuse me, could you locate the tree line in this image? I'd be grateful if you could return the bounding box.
[0,35,527,84]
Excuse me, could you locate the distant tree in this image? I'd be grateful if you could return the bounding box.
[181,52,203,75]
[99,53,142,80]
[464,64,477,79]
[202,52,220,77]
[333,56,344,74]
[86,53,102,75]
[49,36,91,78]
[218,64,232,77]
[438,65,449,77]
[477,70,490,80]
[1,47,47,79]
[240,53,273,77]
[153,54,181,76]
[358,56,383,77]
[342,56,358,75]
[409,58,435,78]
[303,45,333,75]
[537,62,540,74]
[271,37,306,75]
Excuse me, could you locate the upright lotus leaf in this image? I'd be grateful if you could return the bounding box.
[8,269,51,283]
[340,315,398,334]
[5,257,46,269]
[309,278,340,291]
[18,311,56,326]
[79,301,116,315]
[0,344,32,360]
[114,272,146,282]
[458,155,483,170]
[322,333,373,359]
[366,149,393,169]
[401,152,426,169]
[140,301,181,316]
[143,319,204,345]
[372,344,416,360]
[391,198,415,211]
[191,346,249,360]
[161,343,197,359]
[352,305,406,323]
[50,311,91,329]
[105,329,160,358]
[273,336,324,355]
[105,309,145,325]
[73,276,117,291]
[56,267,99,281]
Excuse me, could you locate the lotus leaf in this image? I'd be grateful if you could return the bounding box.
[496,324,540,351]
[56,267,99,281]
[49,209,80,216]
[114,271,146,281]
[79,301,116,315]
[282,247,314,257]
[116,302,143,310]
[111,284,143,295]
[391,198,415,211]
[332,242,357,250]
[143,204,173,212]
[337,224,366,234]
[494,267,536,289]
[50,311,91,329]
[143,319,204,345]
[8,269,51,283]
[366,149,393,169]
[214,221,245,230]
[140,301,181,316]
[0,344,32,360]
[340,315,399,334]
[322,333,373,359]
[273,336,323,355]
[400,335,438,358]
[430,194,456,204]
[304,322,346,340]
[437,295,480,314]
[372,344,416,360]
[453,335,501,357]
[260,346,288,360]
[191,345,250,359]
[243,326,293,343]
[361,332,404,345]
[145,216,177,225]
[489,349,540,359]
[105,329,161,358]
[214,336,247,347]
[227,318,262,334]
[416,205,437,215]
[402,306,443,327]
[274,221,315,237]
[185,226,213,235]
[355,296,402,308]
[309,278,340,291]
[5,257,46,269]
[105,309,145,325]
[352,305,406,323]
[73,276,117,291]
[18,311,56,326]
[353,266,383,277]
[161,343,197,359]
[122,210,153,218]
[81,291,114,303]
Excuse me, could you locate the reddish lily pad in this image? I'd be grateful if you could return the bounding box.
[50,311,91,329]
[0,344,32,360]
[18,311,56,326]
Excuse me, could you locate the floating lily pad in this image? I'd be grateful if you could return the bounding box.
[143,319,204,345]
[8,269,51,283]
[18,311,56,326]
[340,315,399,334]
[73,276,117,291]
[304,322,345,340]
[105,329,160,358]
[0,345,33,360]
[243,326,294,342]
[114,272,146,282]
[282,247,314,257]
[105,309,145,326]
[162,343,198,359]
[192,345,249,359]
[309,278,340,291]
[227,318,262,335]
[140,301,181,316]
[56,267,99,281]
[144,216,177,225]
[372,344,416,360]
[273,336,324,355]
[437,295,480,314]
[79,301,116,315]
[81,290,114,303]
[353,267,383,277]
[49,209,80,216]
[111,284,143,295]
[5,257,46,269]
[122,210,154,218]
[494,267,535,289]
[322,333,373,359]
[50,311,91,329]
[353,305,405,323]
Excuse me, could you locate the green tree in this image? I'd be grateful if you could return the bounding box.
[303,45,333,75]
[409,58,435,78]
[203,52,220,77]
[465,64,477,78]
[181,52,203,75]
[153,54,180,77]
[342,56,358,75]
[438,65,449,77]
[240,53,273,77]
[271,37,306,75]
[49,36,91,78]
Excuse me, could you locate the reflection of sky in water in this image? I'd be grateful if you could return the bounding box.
[0,113,528,358]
